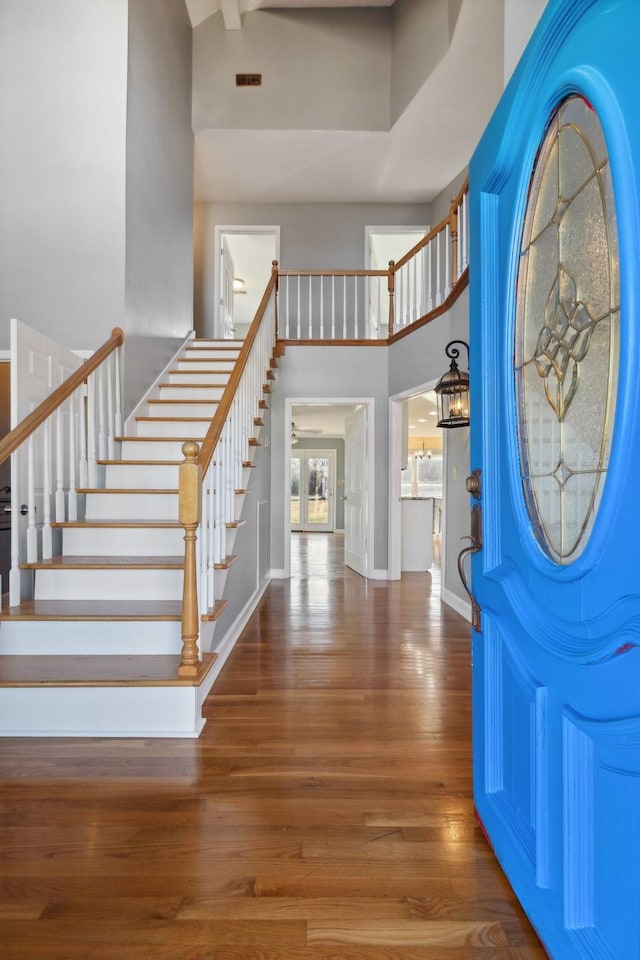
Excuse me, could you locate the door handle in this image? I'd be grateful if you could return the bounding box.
[457,498,482,631]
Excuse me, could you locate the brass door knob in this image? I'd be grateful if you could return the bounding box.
[465,469,481,499]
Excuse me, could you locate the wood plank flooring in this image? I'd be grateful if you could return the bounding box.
[0,533,547,959]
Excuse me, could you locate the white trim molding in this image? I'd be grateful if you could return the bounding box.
[442,586,472,622]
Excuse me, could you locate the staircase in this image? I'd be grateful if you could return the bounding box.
[0,338,272,737]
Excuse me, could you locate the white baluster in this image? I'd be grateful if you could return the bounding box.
[331,276,336,339]
[308,275,313,338]
[436,232,442,306]
[377,276,382,338]
[342,277,347,339]
[200,472,210,615]
[9,454,21,606]
[87,373,97,488]
[55,406,65,521]
[98,363,107,461]
[462,193,469,271]
[445,223,451,298]
[397,266,403,329]
[27,434,37,563]
[68,389,78,522]
[114,345,123,439]
[354,276,359,339]
[320,276,324,339]
[42,420,52,559]
[297,275,301,340]
[427,240,433,312]
[79,382,88,489]
[412,254,418,323]
[107,353,116,459]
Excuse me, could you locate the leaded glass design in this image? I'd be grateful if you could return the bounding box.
[515,96,619,564]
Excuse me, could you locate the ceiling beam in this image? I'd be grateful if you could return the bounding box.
[221,0,242,29]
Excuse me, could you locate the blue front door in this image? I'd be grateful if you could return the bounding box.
[470,1,640,957]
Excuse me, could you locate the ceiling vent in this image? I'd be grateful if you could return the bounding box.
[236,73,262,87]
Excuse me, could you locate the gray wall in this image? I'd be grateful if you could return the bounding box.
[0,0,194,416]
[124,0,194,413]
[292,437,346,530]
[271,346,389,573]
[0,0,128,351]
[193,8,391,133]
[391,0,450,123]
[194,200,429,336]
[214,404,272,637]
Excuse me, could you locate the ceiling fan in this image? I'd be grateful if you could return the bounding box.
[291,421,323,445]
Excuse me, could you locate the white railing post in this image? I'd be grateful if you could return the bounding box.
[55,406,65,522]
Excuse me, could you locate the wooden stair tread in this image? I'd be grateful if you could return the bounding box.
[135,416,213,422]
[258,399,269,409]
[51,520,181,528]
[243,460,256,467]
[248,437,261,447]
[0,599,183,621]
[225,519,246,528]
[201,599,229,622]
[77,487,178,494]
[97,459,182,466]
[266,369,276,380]
[0,653,217,687]
[115,437,203,443]
[253,417,265,426]
[21,555,183,570]
[262,384,271,393]
[148,399,220,405]
[214,554,238,570]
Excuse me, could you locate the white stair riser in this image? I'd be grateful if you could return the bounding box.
[167,371,230,385]
[135,420,210,438]
[0,620,182,655]
[176,360,235,373]
[0,685,211,737]
[104,463,180,487]
[62,526,184,556]
[34,568,183,601]
[158,385,225,401]
[85,491,178,520]
[119,439,191,460]
[147,402,219,417]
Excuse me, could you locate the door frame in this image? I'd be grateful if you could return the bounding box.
[388,379,443,584]
[290,448,336,532]
[283,397,375,579]
[213,226,280,339]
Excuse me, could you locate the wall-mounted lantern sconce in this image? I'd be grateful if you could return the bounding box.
[435,340,470,428]
[233,277,246,294]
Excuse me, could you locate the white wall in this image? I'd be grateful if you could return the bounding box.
[193,7,391,133]
[194,200,429,336]
[0,0,128,351]
[0,0,195,415]
[503,0,547,87]
[391,0,451,123]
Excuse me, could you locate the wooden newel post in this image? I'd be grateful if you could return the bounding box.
[178,440,202,677]
[388,260,395,335]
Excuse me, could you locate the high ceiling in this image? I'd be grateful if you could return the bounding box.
[188,0,505,204]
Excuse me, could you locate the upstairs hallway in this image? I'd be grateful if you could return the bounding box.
[0,532,545,958]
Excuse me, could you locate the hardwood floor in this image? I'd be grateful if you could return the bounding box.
[0,533,547,959]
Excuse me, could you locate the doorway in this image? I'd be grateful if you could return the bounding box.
[388,385,444,584]
[214,226,280,339]
[290,449,336,532]
[285,399,375,579]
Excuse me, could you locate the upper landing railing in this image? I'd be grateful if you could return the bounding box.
[277,177,468,344]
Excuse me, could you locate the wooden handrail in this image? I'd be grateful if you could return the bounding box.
[198,264,278,475]
[277,269,388,278]
[390,177,469,274]
[0,327,125,467]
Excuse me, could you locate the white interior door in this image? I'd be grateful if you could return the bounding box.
[219,237,235,339]
[344,406,368,576]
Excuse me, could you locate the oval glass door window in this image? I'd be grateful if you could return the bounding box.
[515,95,620,564]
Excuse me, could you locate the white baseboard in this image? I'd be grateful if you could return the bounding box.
[370,568,389,580]
[442,586,472,622]
[269,568,288,579]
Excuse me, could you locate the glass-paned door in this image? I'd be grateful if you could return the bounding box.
[290,451,336,532]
